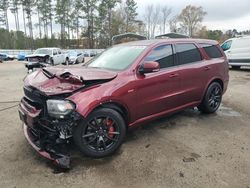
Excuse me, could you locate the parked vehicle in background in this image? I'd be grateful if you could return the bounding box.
[19,39,229,168]
[89,51,97,57]
[0,53,7,61]
[25,48,67,71]
[221,35,250,69]
[83,51,90,57]
[17,52,27,61]
[0,53,15,61]
[0,56,3,63]
[64,50,85,64]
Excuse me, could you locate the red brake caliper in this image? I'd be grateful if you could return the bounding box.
[106,119,114,138]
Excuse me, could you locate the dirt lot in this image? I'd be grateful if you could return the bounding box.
[0,61,250,188]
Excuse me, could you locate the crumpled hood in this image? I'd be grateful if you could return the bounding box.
[24,67,117,96]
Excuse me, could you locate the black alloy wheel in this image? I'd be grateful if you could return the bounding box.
[198,82,222,113]
[83,117,120,151]
[73,108,126,158]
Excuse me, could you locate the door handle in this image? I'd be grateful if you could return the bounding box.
[169,73,179,78]
[204,66,211,71]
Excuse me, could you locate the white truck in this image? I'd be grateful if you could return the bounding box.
[221,36,250,69]
[25,48,68,71]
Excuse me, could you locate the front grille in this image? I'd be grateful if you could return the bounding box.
[23,86,47,115]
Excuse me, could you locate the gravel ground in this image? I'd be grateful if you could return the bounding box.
[0,61,249,188]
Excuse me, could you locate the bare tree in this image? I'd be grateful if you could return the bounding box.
[169,15,178,33]
[161,6,171,34]
[151,5,160,38]
[144,4,153,39]
[178,5,206,37]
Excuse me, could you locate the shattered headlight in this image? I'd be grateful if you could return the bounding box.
[46,99,75,118]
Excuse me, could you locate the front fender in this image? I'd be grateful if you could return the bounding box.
[68,83,130,119]
[68,85,109,118]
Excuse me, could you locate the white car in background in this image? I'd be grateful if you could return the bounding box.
[25,48,68,71]
[65,50,85,64]
[221,36,250,69]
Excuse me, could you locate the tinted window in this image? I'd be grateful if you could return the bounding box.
[145,45,174,68]
[221,40,232,51]
[176,43,202,65]
[200,44,223,58]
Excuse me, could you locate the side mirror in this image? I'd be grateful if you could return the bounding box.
[139,61,160,74]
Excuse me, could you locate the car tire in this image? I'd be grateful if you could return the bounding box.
[198,82,222,114]
[50,58,54,66]
[73,108,126,158]
[231,65,241,70]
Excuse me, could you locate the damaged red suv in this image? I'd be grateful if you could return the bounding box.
[19,39,229,168]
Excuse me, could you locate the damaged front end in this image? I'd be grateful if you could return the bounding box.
[19,67,117,168]
[19,86,81,168]
[25,55,51,70]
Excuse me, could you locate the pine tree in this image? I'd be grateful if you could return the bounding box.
[124,0,138,32]
[55,0,68,48]
[22,0,35,49]
[0,0,9,31]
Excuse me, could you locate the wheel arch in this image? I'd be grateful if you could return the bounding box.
[209,78,224,91]
[200,77,224,103]
[88,101,130,129]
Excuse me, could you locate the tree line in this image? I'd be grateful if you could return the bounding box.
[0,0,140,49]
[0,1,248,50]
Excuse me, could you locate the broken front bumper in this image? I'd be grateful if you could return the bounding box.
[23,123,70,168]
[19,98,71,169]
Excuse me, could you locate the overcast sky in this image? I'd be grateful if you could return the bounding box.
[6,0,250,37]
[135,0,250,31]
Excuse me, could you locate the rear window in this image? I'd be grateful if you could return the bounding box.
[176,43,202,65]
[200,44,223,58]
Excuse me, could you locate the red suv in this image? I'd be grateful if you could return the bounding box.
[19,39,229,168]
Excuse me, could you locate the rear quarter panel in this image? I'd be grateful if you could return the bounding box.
[203,44,229,95]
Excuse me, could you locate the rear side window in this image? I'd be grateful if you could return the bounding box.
[200,44,223,58]
[176,43,202,65]
[145,44,174,68]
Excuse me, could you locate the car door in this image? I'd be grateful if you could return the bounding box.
[57,49,64,64]
[174,43,207,106]
[52,49,59,65]
[226,38,250,65]
[134,44,182,120]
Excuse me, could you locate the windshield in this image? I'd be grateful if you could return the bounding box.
[68,51,78,57]
[87,45,146,71]
[34,49,52,55]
